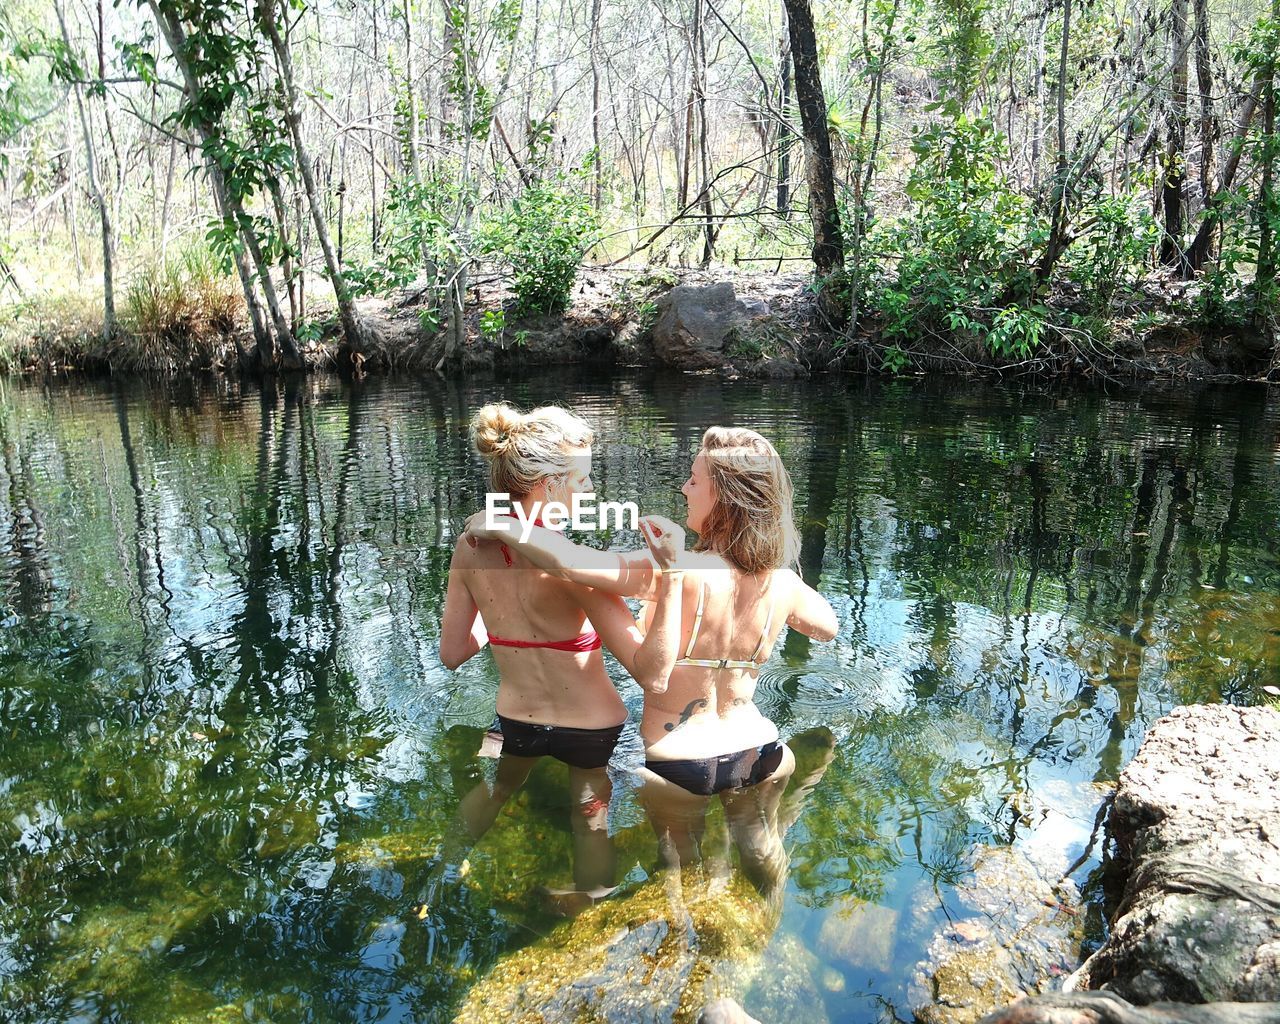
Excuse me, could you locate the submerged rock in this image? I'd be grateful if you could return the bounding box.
[1064,704,1280,1003]
[910,845,1086,1024]
[453,870,820,1024]
[817,898,899,973]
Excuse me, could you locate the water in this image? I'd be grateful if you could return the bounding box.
[0,369,1277,1022]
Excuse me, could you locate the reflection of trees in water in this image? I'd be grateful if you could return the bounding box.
[802,383,1279,779]
[1,375,1279,1018]
[0,393,54,620]
[0,380,504,1018]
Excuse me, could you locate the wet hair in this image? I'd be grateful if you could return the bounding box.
[692,426,800,575]
[471,402,594,500]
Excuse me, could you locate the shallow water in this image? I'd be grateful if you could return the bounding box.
[0,369,1277,1022]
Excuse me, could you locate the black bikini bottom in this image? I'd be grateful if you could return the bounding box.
[645,740,785,797]
[492,714,624,770]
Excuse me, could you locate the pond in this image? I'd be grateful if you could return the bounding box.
[1,369,1277,1022]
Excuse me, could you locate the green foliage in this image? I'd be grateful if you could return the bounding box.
[859,106,1041,359]
[442,0,522,141]
[295,319,322,345]
[485,167,599,316]
[344,176,459,297]
[148,0,301,294]
[1222,14,1280,320]
[880,343,909,374]
[347,164,598,324]
[927,0,991,108]
[479,307,505,340]
[1063,191,1159,313]
[1197,187,1264,326]
[0,36,30,172]
[985,304,1049,359]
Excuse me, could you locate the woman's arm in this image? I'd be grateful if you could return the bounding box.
[630,517,685,694]
[783,569,839,642]
[463,512,657,599]
[632,567,682,695]
[439,538,489,669]
[571,516,684,694]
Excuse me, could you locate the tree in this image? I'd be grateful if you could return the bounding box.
[146,0,302,370]
[257,0,377,362]
[1159,0,1190,275]
[53,0,115,343]
[782,0,845,317]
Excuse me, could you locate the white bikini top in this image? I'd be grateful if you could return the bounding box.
[672,579,774,671]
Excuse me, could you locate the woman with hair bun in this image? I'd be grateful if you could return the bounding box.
[464,425,837,893]
[439,401,683,904]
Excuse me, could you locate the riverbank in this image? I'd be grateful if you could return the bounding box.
[978,703,1280,1024]
[3,266,1278,382]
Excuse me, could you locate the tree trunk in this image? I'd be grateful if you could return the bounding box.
[404,0,422,183]
[260,0,373,361]
[54,0,115,345]
[1028,0,1073,295]
[777,25,792,218]
[1160,0,1190,274]
[782,0,846,313]
[589,0,603,209]
[1193,0,1213,211]
[1187,79,1262,272]
[679,7,696,211]
[1032,8,1046,192]
[693,0,715,265]
[1259,41,1277,328]
[148,0,298,369]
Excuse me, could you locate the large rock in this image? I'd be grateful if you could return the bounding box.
[653,283,758,370]
[1065,704,1280,1003]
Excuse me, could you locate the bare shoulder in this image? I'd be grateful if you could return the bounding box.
[451,533,478,566]
[770,566,803,595]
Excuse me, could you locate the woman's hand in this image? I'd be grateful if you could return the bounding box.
[462,510,516,546]
[639,515,685,572]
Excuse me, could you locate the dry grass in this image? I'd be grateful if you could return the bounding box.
[0,249,245,374]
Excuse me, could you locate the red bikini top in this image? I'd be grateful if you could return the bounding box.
[486,512,602,652]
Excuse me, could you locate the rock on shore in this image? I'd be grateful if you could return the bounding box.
[983,703,1280,1024]
[1064,703,1280,1003]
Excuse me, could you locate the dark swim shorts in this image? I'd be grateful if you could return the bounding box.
[491,714,624,770]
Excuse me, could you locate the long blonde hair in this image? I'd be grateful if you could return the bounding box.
[471,402,594,499]
[692,426,800,575]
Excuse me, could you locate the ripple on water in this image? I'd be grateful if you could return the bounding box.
[0,373,1278,1023]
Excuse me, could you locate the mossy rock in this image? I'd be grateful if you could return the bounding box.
[455,871,776,1024]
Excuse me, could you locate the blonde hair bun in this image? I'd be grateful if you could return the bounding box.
[471,402,594,499]
[473,402,524,457]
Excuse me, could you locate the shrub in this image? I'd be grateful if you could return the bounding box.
[486,168,599,316]
[858,104,1039,358]
[344,176,459,300]
[1063,190,1159,312]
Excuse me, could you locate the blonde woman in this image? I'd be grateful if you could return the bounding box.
[439,402,683,900]
[463,426,838,888]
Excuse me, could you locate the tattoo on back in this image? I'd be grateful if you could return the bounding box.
[664,698,709,732]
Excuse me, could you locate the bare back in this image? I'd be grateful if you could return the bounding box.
[456,538,627,729]
[641,555,792,758]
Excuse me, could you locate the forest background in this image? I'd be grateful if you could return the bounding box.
[0,0,1277,377]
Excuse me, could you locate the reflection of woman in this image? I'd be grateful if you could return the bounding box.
[439,403,680,899]
[465,426,837,891]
